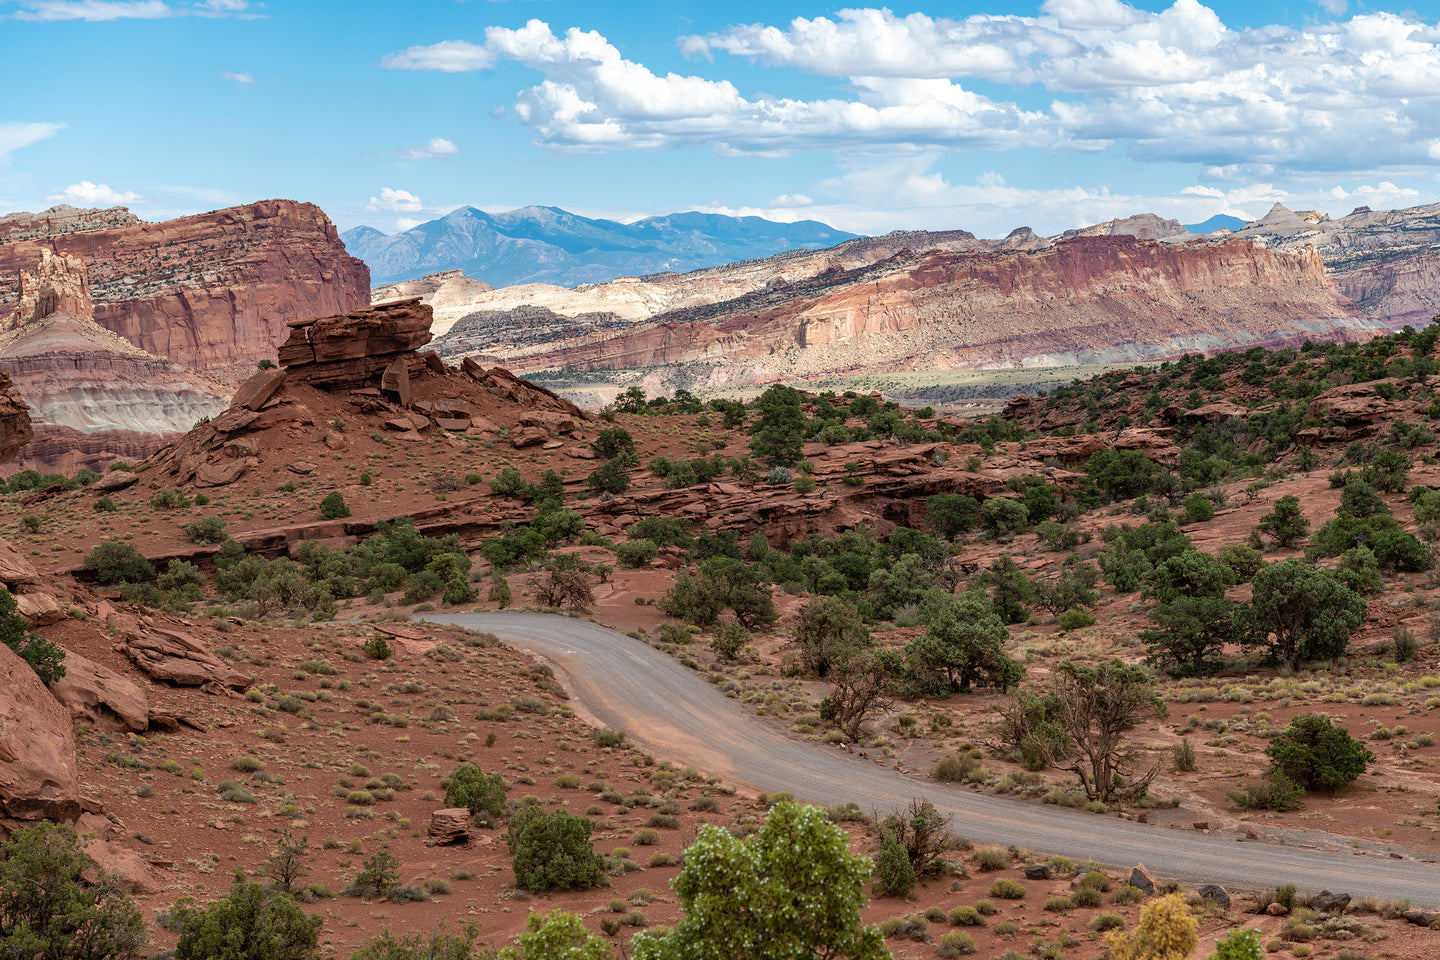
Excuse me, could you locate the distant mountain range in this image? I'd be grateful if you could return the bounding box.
[341,206,859,288]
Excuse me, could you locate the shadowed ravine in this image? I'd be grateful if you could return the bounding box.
[422,611,1439,905]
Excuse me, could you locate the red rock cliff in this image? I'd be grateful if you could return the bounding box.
[0,200,370,386]
[472,236,1381,382]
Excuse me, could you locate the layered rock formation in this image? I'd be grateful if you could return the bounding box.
[0,371,33,463]
[1231,202,1440,331]
[0,204,140,243]
[278,297,433,391]
[371,270,494,333]
[0,251,228,473]
[434,235,1381,386]
[0,199,370,385]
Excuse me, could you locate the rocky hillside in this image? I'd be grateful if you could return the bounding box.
[0,200,370,386]
[344,205,858,287]
[0,249,229,474]
[432,235,1382,389]
[1231,201,1440,331]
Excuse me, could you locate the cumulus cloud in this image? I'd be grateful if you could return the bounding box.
[383,5,1440,179]
[396,137,460,160]
[383,19,1073,155]
[221,71,252,85]
[0,121,62,161]
[48,181,143,205]
[366,188,422,212]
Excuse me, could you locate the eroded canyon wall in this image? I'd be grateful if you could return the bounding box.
[0,200,370,386]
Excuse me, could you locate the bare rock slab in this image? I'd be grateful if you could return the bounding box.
[0,642,80,823]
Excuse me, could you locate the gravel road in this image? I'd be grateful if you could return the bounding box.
[423,611,1439,905]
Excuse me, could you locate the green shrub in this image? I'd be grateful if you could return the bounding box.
[988,878,1025,899]
[0,821,147,960]
[506,808,606,893]
[972,847,1009,871]
[1213,927,1264,960]
[936,931,976,957]
[172,869,320,960]
[84,541,155,584]
[319,492,350,520]
[593,728,626,749]
[1111,885,1145,905]
[872,831,916,898]
[1266,714,1374,793]
[443,764,507,822]
[1089,911,1125,933]
[362,636,394,660]
[344,849,400,899]
[183,515,228,544]
[348,925,481,960]
[616,539,659,568]
[949,906,985,927]
[1056,608,1096,631]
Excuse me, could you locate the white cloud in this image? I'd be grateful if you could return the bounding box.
[394,217,425,232]
[382,39,496,72]
[9,0,253,19]
[366,188,422,212]
[380,5,1440,190]
[47,180,143,205]
[11,1,170,20]
[396,137,460,160]
[0,121,62,161]
[771,193,813,208]
[221,71,253,85]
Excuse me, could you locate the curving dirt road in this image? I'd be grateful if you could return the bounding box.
[423,611,1439,905]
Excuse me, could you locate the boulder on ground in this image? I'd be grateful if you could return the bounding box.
[15,591,64,627]
[428,808,471,844]
[1024,864,1052,880]
[1128,864,1156,896]
[1196,884,1230,909]
[0,537,40,587]
[0,642,79,823]
[120,628,250,690]
[76,813,160,895]
[1310,890,1351,915]
[48,651,149,732]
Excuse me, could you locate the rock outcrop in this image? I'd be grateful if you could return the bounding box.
[1231,201,1440,331]
[372,270,495,334]
[0,199,370,385]
[278,298,433,391]
[5,249,92,328]
[48,651,150,732]
[439,236,1378,386]
[0,250,227,473]
[0,642,80,824]
[0,371,32,463]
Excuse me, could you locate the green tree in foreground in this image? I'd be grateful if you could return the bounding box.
[1266,713,1374,794]
[172,870,320,960]
[632,801,891,960]
[0,821,147,960]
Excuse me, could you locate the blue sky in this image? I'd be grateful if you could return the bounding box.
[3,0,1440,239]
